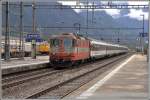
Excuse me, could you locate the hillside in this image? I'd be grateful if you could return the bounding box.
[2,2,148,49]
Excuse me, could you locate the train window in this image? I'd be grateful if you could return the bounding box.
[64,38,72,47]
[50,39,60,47]
[72,39,76,46]
[63,38,73,52]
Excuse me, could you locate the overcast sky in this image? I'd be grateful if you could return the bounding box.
[58,1,149,21]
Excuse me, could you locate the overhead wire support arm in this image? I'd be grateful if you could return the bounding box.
[34,4,149,9]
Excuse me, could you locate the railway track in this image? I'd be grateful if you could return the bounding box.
[2,68,61,89]
[33,53,131,99]
[3,53,131,99]
[3,68,52,83]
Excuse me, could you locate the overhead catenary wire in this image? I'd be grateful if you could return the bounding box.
[2,3,149,9]
[2,25,144,30]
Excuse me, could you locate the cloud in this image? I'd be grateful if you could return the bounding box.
[96,1,148,19]
[58,1,82,13]
[58,1,77,5]
[58,1,148,20]
[58,1,121,17]
[126,1,148,20]
[120,9,130,16]
[95,9,121,18]
[124,9,148,21]
[128,1,148,5]
[104,9,120,16]
[94,1,121,18]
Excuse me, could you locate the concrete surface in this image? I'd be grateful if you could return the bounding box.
[64,54,148,100]
[2,56,49,75]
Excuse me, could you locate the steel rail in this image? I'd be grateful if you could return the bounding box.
[2,69,62,89]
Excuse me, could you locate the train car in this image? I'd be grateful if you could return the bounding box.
[1,40,50,58]
[49,33,90,66]
[24,42,32,56]
[37,41,49,55]
[1,40,21,57]
[1,41,32,57]
[90,39,128,59]
[90,39,109,58]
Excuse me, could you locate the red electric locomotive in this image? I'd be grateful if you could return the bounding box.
[49,33,90,67]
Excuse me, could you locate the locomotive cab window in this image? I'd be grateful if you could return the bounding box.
[63,38,73,47]
[63,38,73,53]
[72,39,76,46]
[50,39,60,47]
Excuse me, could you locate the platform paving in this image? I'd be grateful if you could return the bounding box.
[64,54,148,100]
[1,56,49,75]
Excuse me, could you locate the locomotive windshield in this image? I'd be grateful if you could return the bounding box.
[50,39,60,47]
[50,38,74,53]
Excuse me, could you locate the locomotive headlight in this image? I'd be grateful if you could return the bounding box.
[52,52,55,55]
[50,52,55,55]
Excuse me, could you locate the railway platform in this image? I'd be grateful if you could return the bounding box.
[2,56,49,75]
[64,54,148,100]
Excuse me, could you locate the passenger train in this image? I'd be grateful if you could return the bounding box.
[49,33,129,67]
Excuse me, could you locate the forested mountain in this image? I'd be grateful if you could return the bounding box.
[2,2,148,49]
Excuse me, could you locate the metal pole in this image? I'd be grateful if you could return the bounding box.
[92,2,94,24]
[140,14,144,53]
[139,33,142,52]
[143,15,144,35]
[142,14,145,54]
[0,1,2,98]
[86,0,88,37]
[118,32,120,44]
[143,15,145,54]
[33,3,36,33]
[22,4,24,59]
[76,0,80,5]
[19,2,24,59]
[79,23,80,34]
[4,1,10,60]
[148,6,149,62]
[148,1,150,99]
[32,2,36,59]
